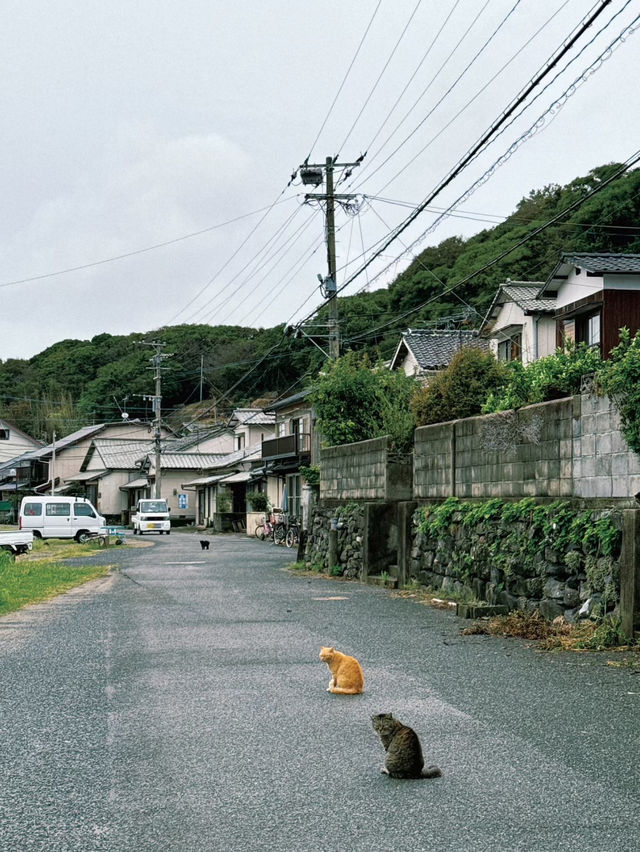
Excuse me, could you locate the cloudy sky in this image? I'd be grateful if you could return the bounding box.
[1,0,638,359]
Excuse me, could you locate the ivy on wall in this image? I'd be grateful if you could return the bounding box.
[415,497,621,596]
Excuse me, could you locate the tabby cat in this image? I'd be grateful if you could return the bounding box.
[319,646,364,694]
[371,713,442,779]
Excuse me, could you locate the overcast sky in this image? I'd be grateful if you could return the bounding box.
[1,0,638,360]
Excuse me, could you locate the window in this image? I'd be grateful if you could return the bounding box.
[74,503,96,518]
[497,333,521,362]
[23,502,42,516]
[587,314,601,347]
[286,474,302,520]
[46,502,70,516]
[562,319,576,345]
[0,428,9,440]
[236,433,245,450]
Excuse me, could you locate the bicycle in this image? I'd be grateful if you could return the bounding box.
[254,514,273,541]
[254,512,286,544]
[285,517,300,549]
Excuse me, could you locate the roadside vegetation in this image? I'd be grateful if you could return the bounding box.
[0,540,112,616]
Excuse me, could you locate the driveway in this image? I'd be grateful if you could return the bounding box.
[1,531,639,851]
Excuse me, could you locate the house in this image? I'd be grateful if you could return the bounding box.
[261,389,317,525]
[2,420,173,498]
[389,329,488,379]
[181,444,264,528]
[0,418,42,464]
[538,252,640,356]
[162,425,234,455]
[69,438,156,522]
[227,408,275,452]
[73,437,230,524]
[480,280,556,364]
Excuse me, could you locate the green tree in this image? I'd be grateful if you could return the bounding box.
[411,347,508,426]
[310,352,418,451]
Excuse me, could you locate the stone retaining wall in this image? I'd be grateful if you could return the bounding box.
[304,503,364,577]
[409,501,622,621]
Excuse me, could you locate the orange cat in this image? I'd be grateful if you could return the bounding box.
[319,646,364,694]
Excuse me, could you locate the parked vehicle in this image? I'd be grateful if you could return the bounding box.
[0,530,33,555]
[19,496,105,542]
[132,499,171,535]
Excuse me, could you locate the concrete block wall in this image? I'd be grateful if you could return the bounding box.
[415,398,575,500]
[415,394,640,502]
[320,436,389,501]
[574,394,640,499]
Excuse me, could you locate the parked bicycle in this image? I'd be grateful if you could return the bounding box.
[285,517,301,549]
[254,512,286,545]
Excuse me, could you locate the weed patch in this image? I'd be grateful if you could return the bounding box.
[461,610,632,652]
[0,551,111,616]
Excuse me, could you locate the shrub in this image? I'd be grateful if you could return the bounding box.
[483,342,603,413]
[600,327,640,453]
[411,347,508,426]
[246,491,269,512]
[310,351,418,451]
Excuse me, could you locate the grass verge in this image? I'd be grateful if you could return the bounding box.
[0,549,111,616]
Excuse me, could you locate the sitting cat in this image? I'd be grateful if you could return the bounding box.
[371,713,441,779]
[319,646,364,694]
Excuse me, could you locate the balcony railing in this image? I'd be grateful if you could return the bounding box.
[261,432,310,461]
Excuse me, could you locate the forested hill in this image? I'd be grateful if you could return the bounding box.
[2,162,639,439]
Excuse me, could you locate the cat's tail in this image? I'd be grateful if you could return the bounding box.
[329,686,363,694]
[422,765,442,779]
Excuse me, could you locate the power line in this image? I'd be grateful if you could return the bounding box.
[305,1,620,316]
[305,0,383,159]
[335,0,424,156]
[346,150,640,345]
[0,197,297,291]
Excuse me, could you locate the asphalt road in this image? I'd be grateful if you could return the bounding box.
[1,530,640,852]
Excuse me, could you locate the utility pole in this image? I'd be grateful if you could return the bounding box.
[142,341,171,499]
[301,155,362,359]
[50,432,56,496]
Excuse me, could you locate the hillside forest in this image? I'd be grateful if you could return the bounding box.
[1,162,640,441]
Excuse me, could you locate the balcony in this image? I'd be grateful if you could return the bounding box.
[261,432,310,461]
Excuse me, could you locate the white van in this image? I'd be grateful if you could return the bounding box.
[19,496,105,542]
[132,498,171,535]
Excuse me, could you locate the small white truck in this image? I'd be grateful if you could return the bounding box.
[0,530,34,556]
[132,499,171,535]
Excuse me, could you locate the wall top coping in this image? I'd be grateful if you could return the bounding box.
[321,435,389,456]
[415,395,579,438]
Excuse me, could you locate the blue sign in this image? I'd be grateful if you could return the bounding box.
[178,493,188,510]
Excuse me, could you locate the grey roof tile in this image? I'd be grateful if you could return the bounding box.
[399,329,487,370]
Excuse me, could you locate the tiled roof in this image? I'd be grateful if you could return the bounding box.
[30,424,106,459]
[502,283,556,313]
[265,389,313,412]
[90,439,154,469]
[559,252,640,274]
[156,453,230,470]
[229,408,276,426]
[394,329,487,371]
[480,280,555,334]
